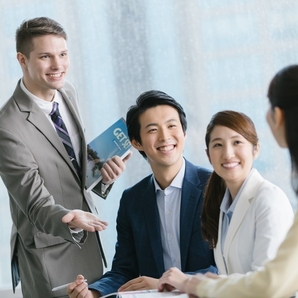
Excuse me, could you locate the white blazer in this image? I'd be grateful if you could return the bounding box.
[214,169,294,275]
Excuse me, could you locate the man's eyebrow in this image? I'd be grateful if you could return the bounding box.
[37,49,68,55]
[144,122,157,129]
[144,118,178,129]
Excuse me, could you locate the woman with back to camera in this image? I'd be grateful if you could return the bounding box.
[201,110,293,276]
[158,64,298,297]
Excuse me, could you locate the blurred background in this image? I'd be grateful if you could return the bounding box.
[1,0,298,296]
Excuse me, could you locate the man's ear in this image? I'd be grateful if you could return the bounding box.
[131,139,143,150]
[17,52,27,68]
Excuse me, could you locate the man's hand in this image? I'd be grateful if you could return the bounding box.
[62,210,108,232]
[67,275,95,298]
[118,276,158,292]
[101,152,132,184]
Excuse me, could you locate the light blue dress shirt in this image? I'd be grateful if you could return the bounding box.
[154,158,185,271]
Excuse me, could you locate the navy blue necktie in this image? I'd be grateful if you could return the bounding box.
[50,102,81,177]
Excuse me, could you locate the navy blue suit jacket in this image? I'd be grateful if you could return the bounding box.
[89,159,217,295]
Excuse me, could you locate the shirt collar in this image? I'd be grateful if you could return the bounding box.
[20,79,57,115]
[154,158,185,194]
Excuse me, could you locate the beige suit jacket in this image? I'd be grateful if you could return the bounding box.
[0,80,105,298]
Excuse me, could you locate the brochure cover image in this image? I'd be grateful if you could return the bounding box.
[86,117,132,192]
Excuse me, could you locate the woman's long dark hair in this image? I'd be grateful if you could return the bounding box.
[202,110,258,248]
[268,65,298,195]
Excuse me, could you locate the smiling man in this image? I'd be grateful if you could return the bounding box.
[0,17,130,298]
[67,90,217,298]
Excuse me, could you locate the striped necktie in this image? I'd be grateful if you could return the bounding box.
[50,101,81,177]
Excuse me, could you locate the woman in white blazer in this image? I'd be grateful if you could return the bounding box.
[157,65,298,298]
[200,110,293,275]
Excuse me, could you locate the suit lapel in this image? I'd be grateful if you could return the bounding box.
[58,88,86,184]
[143,176,165,276]
[180,161,201,271]
[223,169,263,261]
[14,82,81,182]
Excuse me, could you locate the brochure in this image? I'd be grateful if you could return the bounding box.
[86,117,132,192]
